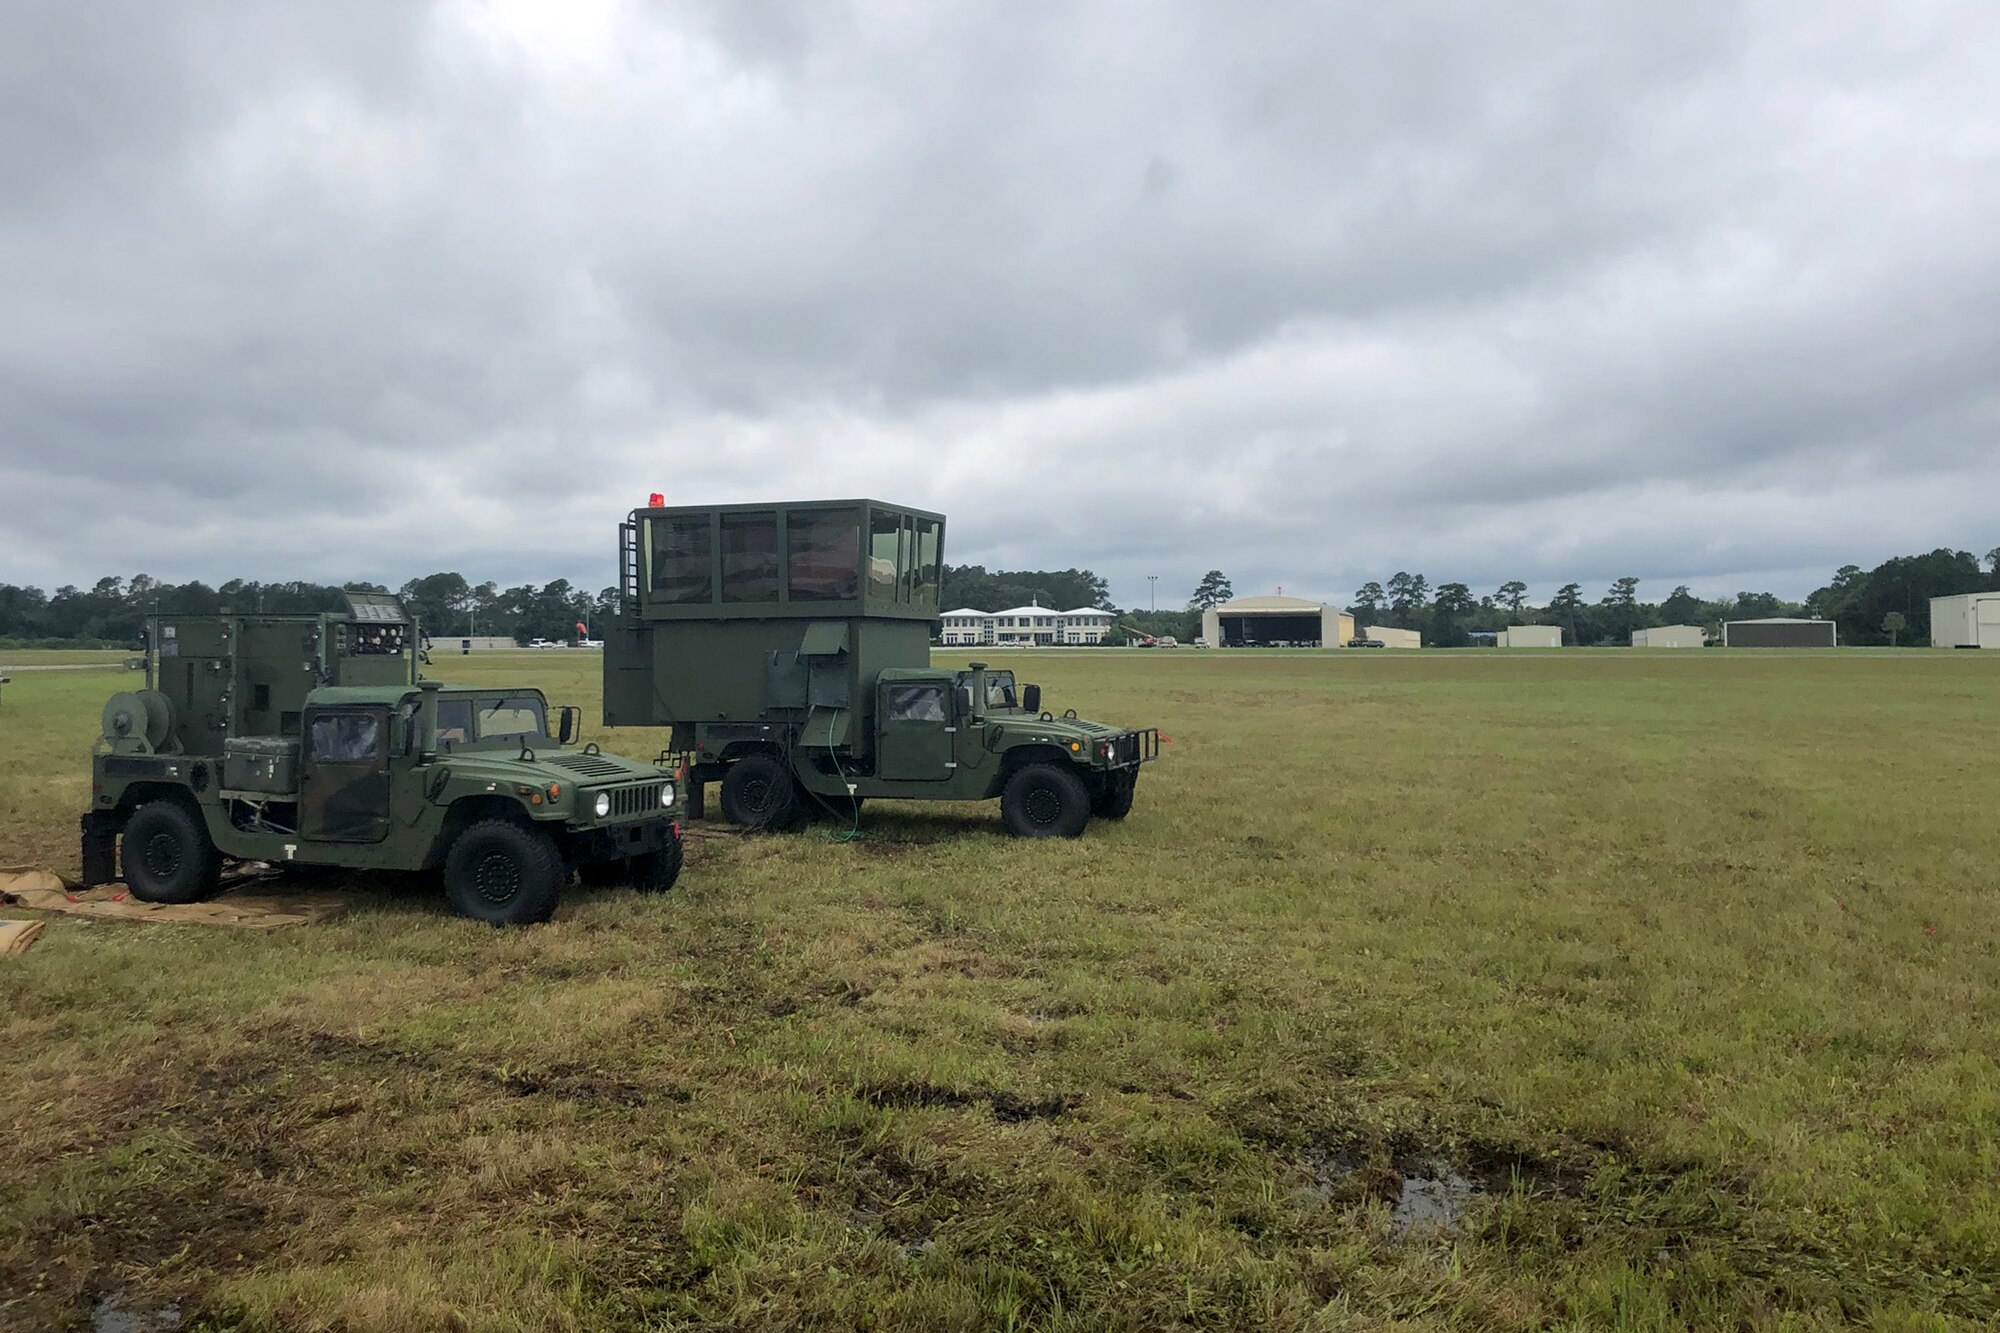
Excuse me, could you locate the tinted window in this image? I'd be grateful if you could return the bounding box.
[721,511,779,602]
[649,515,713,604]
[885,683,947,723]
[788,508,859,602]
[911,519,941,608]
[310,713,382,763]
[985,672,1017,709]
[868,510,901,601]
[434,699,472,746]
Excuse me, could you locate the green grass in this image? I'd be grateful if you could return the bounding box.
[4,648,1999,1330]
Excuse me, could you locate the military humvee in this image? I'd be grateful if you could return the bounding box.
[80,593,683,925]
[603,499,1158,835]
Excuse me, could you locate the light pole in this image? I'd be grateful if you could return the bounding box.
[1147,575,1158,613]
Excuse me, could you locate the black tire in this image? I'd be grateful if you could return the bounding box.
[631,837,684,893]
[121,800,223,903]
[719,754,805,831]
[1000,763,1092,839]
[443,819,564,926]
[1092,771,1137,820]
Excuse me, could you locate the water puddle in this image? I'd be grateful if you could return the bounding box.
[92,1299,182,1333]
[1390,1167,1479,1237]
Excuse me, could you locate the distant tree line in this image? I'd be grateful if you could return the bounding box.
[938,565,1112,614]
[0,564,1113,648]
[0,572,619,649]
[6,547,1993,648]
[1180,546,2000,648]
[1330,546,2000,647]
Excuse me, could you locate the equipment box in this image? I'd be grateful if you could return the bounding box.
[223,737,301,795]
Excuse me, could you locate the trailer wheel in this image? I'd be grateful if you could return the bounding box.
[121,800,224,903]
[443,819,563,926]
[1001,763,1092,838]
[719,754,805,831]
[1092,770,1137,820]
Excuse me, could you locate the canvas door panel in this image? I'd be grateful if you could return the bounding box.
[301,709,392,843]
[877,684,953,781]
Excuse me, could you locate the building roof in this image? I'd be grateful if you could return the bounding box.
[1726,617,1831,624]
[1215,595,1329,612]
[942,606,1113,618]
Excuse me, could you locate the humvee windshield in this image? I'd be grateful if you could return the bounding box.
[985,671,1018,710]
[477,696,548,740]
[434,694,548,747]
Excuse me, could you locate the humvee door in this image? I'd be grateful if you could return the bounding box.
[301,706,392,842]
[878,679,953,781]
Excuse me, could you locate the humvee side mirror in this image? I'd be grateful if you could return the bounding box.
[1021,683,1041,714]
[557,706,581,745]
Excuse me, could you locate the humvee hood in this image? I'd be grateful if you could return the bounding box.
[529,748,669,785]
[439,748,666,786]
[999,715,1129,742]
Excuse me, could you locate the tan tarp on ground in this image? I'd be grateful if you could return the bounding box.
[0,865,353,928]
[0,919,45,954]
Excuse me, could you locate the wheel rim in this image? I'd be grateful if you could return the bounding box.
[143,831,184,880]
[474,851,522,904]
[1024,783,1064,826]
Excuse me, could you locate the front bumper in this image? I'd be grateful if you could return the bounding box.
[569,817,681,864]
[1093,729,1160,769]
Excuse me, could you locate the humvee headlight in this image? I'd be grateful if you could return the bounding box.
[546,783,562,801]
[661,783,675,809]
[593,791,613,818]
[1069,741,1081,752]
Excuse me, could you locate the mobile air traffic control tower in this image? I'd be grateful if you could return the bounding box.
[603,498,1157,836]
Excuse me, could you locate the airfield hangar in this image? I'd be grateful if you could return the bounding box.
[1722,617,1838,648]
[1495,625,1563,649]
[1631,625,1706,648]
[1201,595,1354,648]
[1929,593,2000,648]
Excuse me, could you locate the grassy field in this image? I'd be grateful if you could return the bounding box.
[3,647,1998,1331]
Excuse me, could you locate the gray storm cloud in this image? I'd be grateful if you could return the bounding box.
[1,0,1996,608]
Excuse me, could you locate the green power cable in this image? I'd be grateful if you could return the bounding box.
[824,704,862,842]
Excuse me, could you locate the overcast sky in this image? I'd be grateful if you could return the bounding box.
[3,1,1996,610]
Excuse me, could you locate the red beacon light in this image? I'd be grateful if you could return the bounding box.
[647,492,665,507]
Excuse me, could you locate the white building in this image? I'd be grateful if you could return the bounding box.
[938,603,1116,647]
[1363,625,1422,649]
[1631,625,1705,648]
[1496,625,1563,649]
[1930,592,2000,648]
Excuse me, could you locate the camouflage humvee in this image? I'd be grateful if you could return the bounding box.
[603,499,1159,835]
[80,594,682,925]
